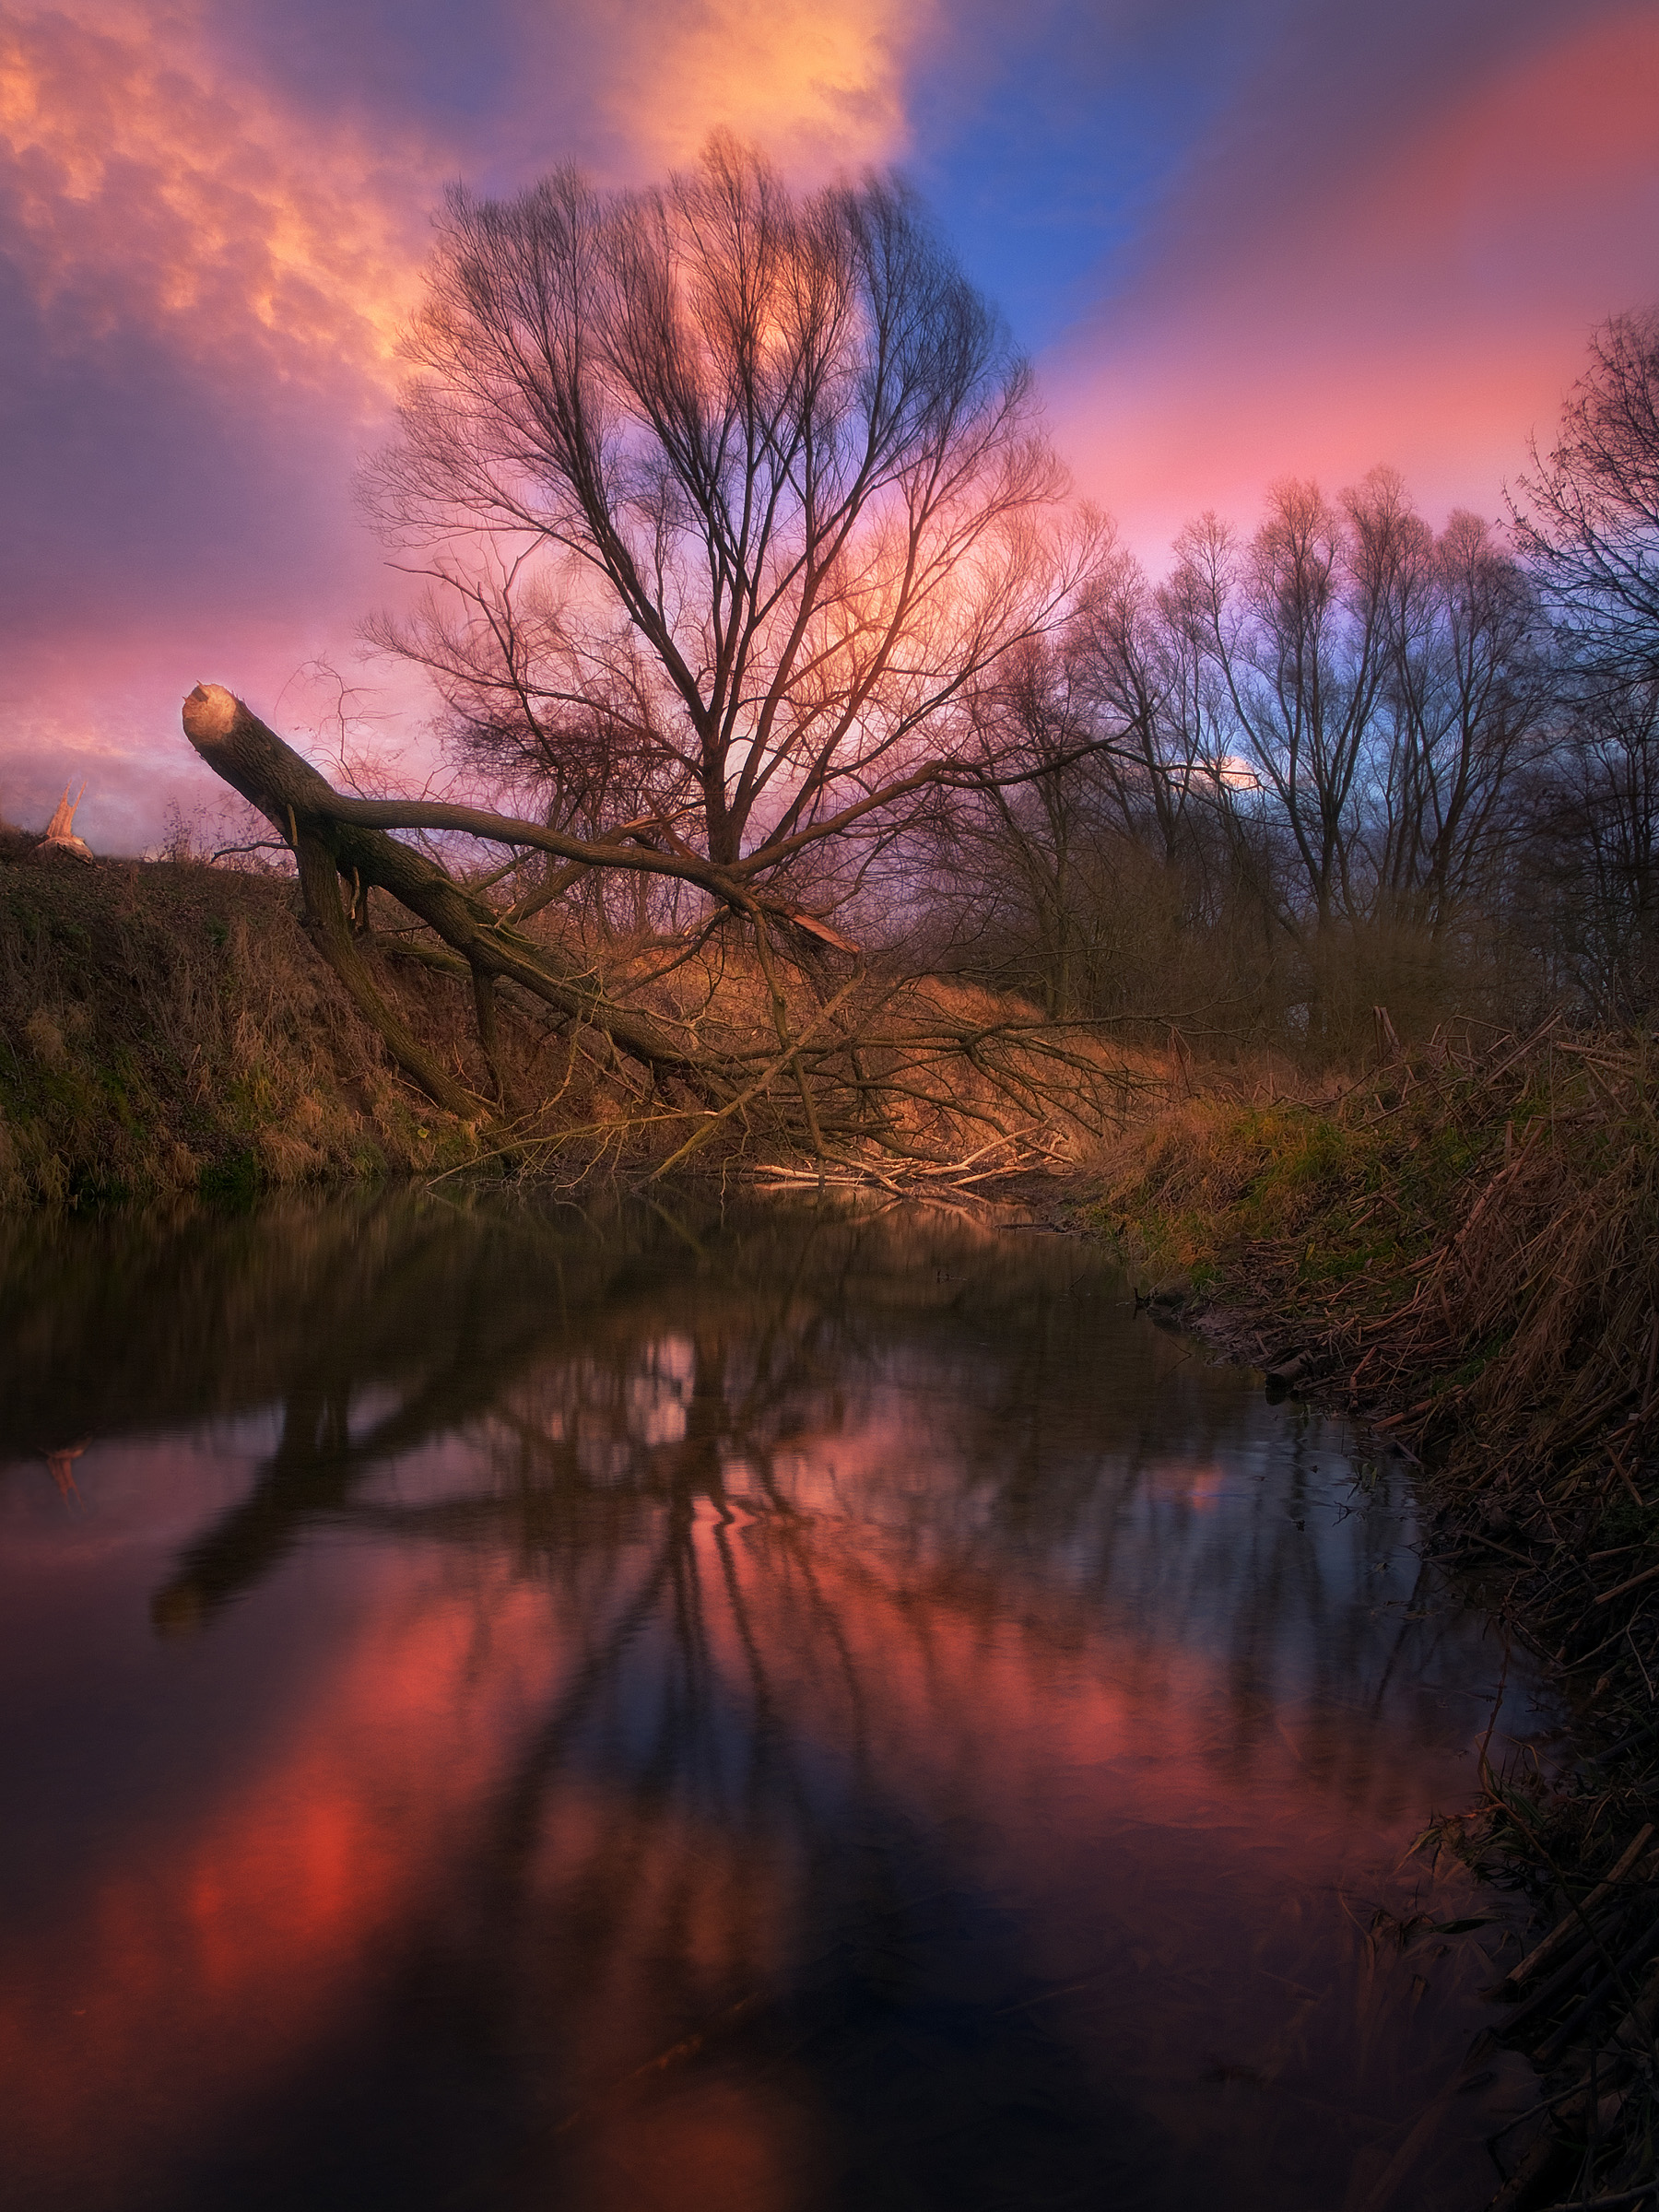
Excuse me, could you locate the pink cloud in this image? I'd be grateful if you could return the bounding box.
[576,0,926,178]
[0,0,938,850]
[0,3,442,394]
[5,1,1655,852]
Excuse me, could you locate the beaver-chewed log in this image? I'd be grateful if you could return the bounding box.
[182,683,738,1116]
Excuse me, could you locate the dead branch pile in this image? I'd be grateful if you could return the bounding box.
[181,685,1150,1186]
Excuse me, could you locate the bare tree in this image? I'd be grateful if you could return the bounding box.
[931,478,1551,1048]
[1171,475,1420,935]
[1519,677,1659,1022]
[1512,309,1659,690]
[1369,510,1547,937]
[1071,545,1219,869]
[362,135,1098,897]
[1510,310,1659,1021]
[171,145,1145,1162]
[911,614,1277,1036]
[918,641,1108,1018]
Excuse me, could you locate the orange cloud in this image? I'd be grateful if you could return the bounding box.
[0,0,435,397]
[581,0,928,177]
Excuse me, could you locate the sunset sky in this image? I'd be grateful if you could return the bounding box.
[4,0,1656,850]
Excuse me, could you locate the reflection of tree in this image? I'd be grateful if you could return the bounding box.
[44,1439,87,1502]
[16,1194,1516,2207]
[110,1187,1490,1777]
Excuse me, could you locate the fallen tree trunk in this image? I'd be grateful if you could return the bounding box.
[179,684,1137,1179]
[289,827,484,1120]
[182,685,731,1109]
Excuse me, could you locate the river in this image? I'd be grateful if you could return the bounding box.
[0,1191,1552,2211]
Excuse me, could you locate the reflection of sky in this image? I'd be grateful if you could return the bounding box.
[2,0,1653,850]
[0,1198,1552,2210]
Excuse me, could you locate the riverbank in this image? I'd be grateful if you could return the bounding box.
[0,845,507,1206]
[0,844,1136,1206]
[6,841,1657,2199]
[1084,1032,1659,2207]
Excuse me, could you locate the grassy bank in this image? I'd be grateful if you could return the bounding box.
[1092,1029,1659,1614]
[1090,1030,1659,2206]
[0,844,1141,1206]
[0,844,512,1205]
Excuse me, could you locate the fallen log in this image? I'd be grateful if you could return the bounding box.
[182,684,731,1112]
[176,686,1129,1175]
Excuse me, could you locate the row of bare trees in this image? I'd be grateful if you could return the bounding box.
[913,478,1554,1043]
[907,318,1659,1048]
[191,139,1659,1101]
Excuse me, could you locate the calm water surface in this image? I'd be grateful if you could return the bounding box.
[1,1194,1551,2211]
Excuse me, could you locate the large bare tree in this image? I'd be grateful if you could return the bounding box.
[174,147,1135,1169]
[360,135,1097,892]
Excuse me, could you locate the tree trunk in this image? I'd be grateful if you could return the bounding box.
[182,685,723,1100]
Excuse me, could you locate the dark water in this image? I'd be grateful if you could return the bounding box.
[1,1193,1552,2212]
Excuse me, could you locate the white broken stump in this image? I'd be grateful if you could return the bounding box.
[37,782,94,863]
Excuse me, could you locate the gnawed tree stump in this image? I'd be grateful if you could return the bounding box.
[36,782,94,865]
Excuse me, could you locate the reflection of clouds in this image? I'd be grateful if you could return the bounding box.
[1,1196,1539,2207]
[0,1551,565,2188]
[1148,1462,1226,1512]
[504,1336,696,1469]
[463,1318,1488,1797]
[628,1335,694,1447]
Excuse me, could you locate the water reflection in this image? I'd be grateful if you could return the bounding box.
[0,1194,1545,2212]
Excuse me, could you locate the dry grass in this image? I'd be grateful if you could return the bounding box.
[0,854,507,1204]
[1094,1024,1659,1500]
[0,851,1157,1206]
